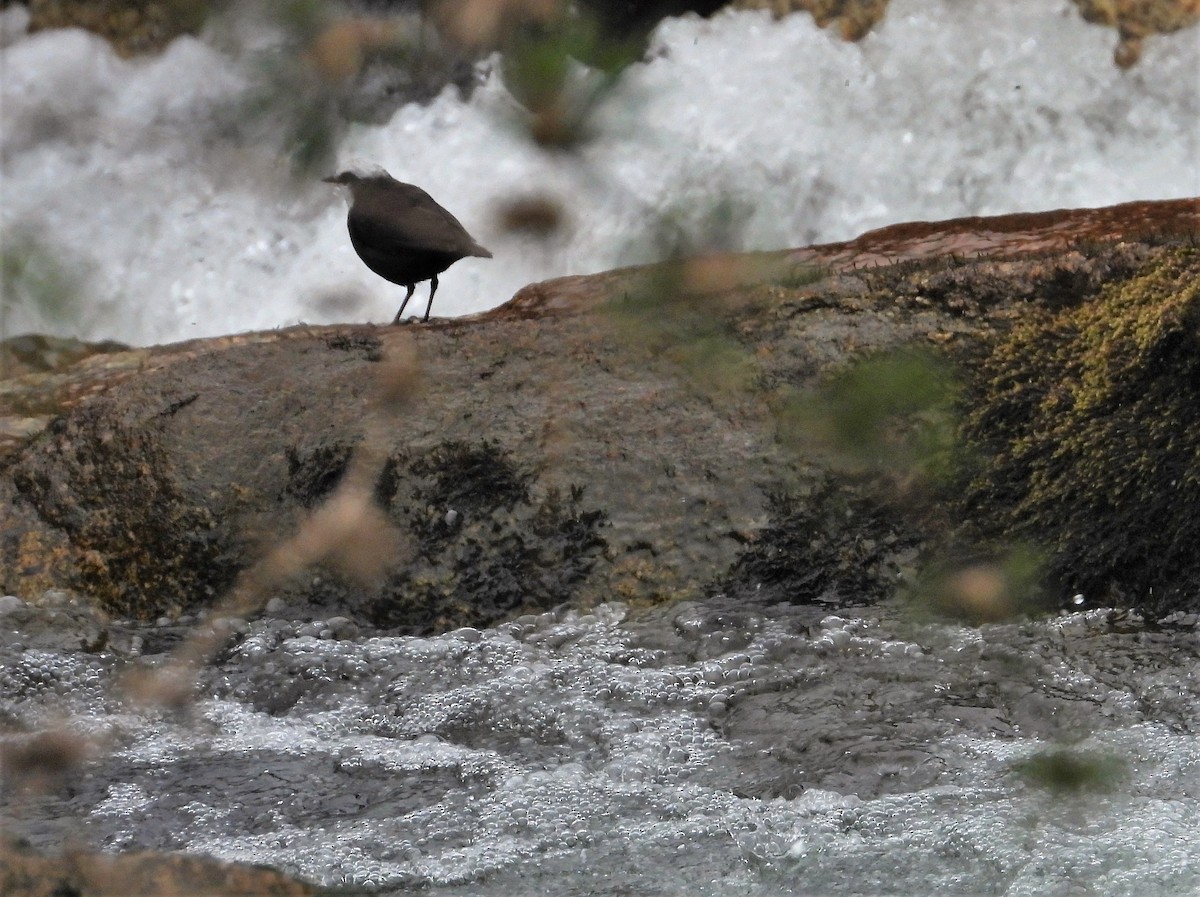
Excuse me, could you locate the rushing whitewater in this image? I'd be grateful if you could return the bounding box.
[2,597,1199,896]
[1,0,1197,344]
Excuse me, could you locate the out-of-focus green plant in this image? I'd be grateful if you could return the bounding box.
[772,346,961,482]
[499,7,641,150]
[904,542,1048,623]
[604,187,1058,623]
[1,229,85,345]
[421,0,641,154]
[770,264,826,290]
[210,1,471,177]
[610,275,757,400]
[1013,747,1129,795]
[607,195,788,402]
[773,346,1065,620]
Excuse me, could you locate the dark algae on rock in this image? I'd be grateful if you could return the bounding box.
[369,439,608,633]
[722,483,919,608]
[283,437,609,633]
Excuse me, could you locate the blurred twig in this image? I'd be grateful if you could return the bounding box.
[121,336,419,708]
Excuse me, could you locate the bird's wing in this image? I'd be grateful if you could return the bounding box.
[351,192,478,255]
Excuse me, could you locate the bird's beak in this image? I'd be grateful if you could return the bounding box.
[322,175,339,184]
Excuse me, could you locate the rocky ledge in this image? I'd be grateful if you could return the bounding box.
[1,197,1198,633]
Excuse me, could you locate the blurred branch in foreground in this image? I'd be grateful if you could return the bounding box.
[120,336,419,710]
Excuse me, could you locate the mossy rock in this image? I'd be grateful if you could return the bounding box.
[26,0,211,56]
[9,403,239,618]
[956,244,1200,613]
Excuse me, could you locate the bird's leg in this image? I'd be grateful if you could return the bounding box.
[392,283,416,325]
[423,275,439,322]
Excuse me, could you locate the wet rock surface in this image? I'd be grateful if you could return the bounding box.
[2,198,1198,630]
[3,198,1200,893]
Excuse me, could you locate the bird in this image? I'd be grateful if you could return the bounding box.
[324,170,492,323]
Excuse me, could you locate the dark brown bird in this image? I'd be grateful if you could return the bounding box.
[324,171,492,323]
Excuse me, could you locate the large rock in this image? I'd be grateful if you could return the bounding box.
[1,198,1197,630]
[0,833,317,897]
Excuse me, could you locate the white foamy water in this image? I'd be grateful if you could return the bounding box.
[1,0,1196,345]
[3,601,1199,896]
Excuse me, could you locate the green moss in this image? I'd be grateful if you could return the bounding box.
[957,246,1200,613]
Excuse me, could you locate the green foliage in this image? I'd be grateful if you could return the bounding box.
[220,29,343,177]
[773,346,961,484]
[902,542,1049,623]
[648,195,757,258]
[606,194,798,401]
[1013,748,1129,795]
[212,3,460,176]
[500,9,640,151]
[269,0,326,35]
[770,264,826,290]
[282,94,341,176]
[0,230,85,339]
[609,273,758,403]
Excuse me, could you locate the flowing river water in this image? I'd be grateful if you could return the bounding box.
[2,591,1198,895]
